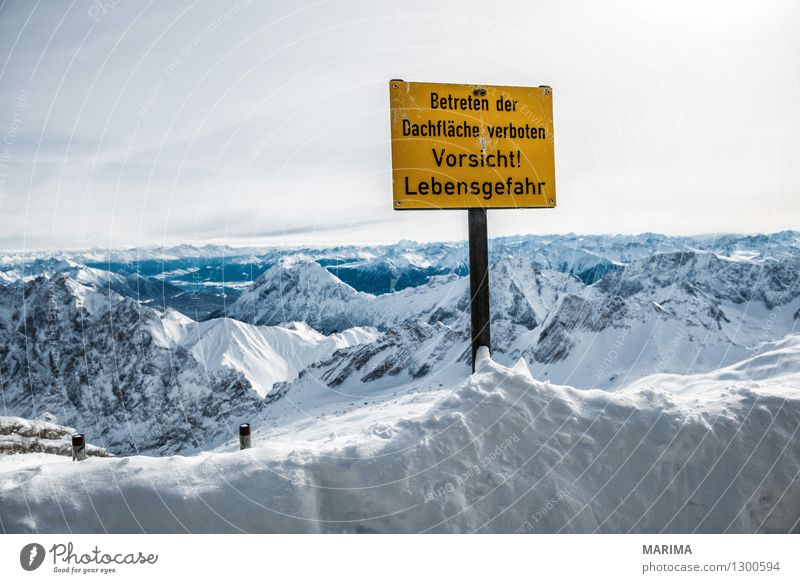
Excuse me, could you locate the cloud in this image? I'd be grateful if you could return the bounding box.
[1,0,799,250]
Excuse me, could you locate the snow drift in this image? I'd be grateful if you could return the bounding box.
[2,348,798,533]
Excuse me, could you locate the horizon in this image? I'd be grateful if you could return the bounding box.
[0,228,797,258]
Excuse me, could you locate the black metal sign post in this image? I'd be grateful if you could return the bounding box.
[468,208,491,372]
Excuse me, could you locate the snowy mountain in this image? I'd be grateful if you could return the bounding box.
[1,348,797,533]
[1,232,799,532]
[0,273,373,454]
[220,248,800,390]
[6,231,796,310]
[0,257,228,319]
[181,318,378,397]
[515,253,799,388]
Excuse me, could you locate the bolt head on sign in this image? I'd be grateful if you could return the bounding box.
[389,81,556,210]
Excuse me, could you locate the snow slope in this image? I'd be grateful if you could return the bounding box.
[224,258,470,333]
[624,335,800,394]
[177,319,378,397]
[0,274,376,454]
[221,249,800,390]
[2,348,797,533]
[3,242,797,455]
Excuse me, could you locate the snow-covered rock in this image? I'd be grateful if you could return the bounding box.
[0,416,110,457]
[224,258,470,333]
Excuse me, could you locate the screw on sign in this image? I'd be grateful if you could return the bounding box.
[388,80,556,370]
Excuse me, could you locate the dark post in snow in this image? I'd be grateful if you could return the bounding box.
[239,423,251,450]
[72,433,86,461]
[468,208,491,372]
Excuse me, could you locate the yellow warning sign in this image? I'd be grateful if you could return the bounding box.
[389,81,556,210]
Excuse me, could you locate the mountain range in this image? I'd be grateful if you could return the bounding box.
[0,232,798,457]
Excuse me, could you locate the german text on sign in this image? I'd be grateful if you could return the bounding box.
[389,81,556,210]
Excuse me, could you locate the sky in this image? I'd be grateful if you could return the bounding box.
[0,0,798,251]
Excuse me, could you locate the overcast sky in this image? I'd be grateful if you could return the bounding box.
[0,0,798,251]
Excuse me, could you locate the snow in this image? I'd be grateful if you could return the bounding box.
[63,277,112,316]
[141,305,379,397]
[626,335,800,396]
[226,258,469,333]
[181,318,378,396]
[1,349,797,533]
[1,233,799,532]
